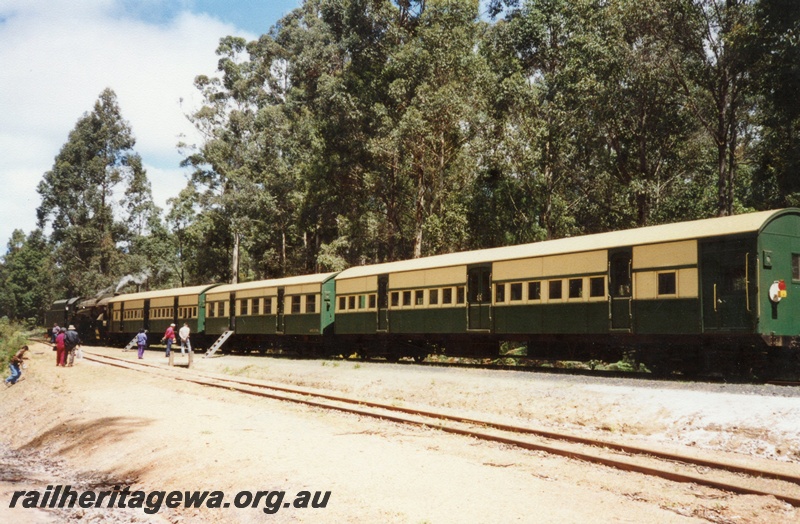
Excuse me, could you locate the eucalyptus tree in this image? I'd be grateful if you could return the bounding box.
[0,229,56,321]
[36,88,147,296]
[571,0,713,228]
[484,0,589,239]
[374,0,492,257]
[267,0,363,271]
[652,0,756,217]
[123,154,159,238]
[749,0,800,208]
[184,36,281,282]
[164,186,199,286]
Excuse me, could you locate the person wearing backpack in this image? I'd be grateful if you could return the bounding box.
[64,325,81,367]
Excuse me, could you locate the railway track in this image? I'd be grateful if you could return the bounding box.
[80,348,800,508]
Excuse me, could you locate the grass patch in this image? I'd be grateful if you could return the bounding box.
[221,364,259,377]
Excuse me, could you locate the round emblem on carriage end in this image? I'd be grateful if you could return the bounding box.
[769,280,787,303]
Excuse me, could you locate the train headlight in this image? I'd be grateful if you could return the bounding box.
[769,280,787,302]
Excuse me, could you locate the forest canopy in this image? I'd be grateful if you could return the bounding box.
[2,0,799,322]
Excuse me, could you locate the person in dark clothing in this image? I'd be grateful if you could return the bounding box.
[64,325,81,367]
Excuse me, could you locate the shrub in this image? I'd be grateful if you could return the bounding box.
[0,318,31,370]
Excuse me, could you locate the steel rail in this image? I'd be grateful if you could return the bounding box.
[81,350,800,507]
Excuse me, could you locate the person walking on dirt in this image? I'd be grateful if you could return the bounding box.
[163,324,176,357]
[55,327,67,366]
[51,323,59,343]
[64,325,81,366]
[136,329,148,359]
[4,345,29,386]
[179,323,192,355]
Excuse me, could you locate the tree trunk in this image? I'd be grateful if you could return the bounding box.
[413,167,425,259]
[231,231,240,284]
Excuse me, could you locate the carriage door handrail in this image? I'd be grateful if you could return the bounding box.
[745,252,751,312]
[713,284,718,312]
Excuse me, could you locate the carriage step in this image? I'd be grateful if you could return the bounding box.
[122,336,138,351]
[204,330,234,358]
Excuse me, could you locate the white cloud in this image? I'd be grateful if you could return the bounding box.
[0,0,255,247]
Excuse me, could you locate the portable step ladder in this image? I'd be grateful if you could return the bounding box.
[122,335,138,352]
[204,330,234,358]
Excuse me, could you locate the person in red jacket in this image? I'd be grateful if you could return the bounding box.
[55,327,66,366]
[163,323,176,357]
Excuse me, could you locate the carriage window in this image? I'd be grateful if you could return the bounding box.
[456,286,465,304]
[306,294,316,313]
[528,281,541,300]
[265,298,272,314]
[339,297,346,311]
[793,254,800,281]
[220,302,226,317]
[253,298,261,315]
[348,296,356,310]
[369,294,376,308]
[403,291,412,306]
[549,280,563,300]
[240,299,249,316]
[495,283,506,303]
[429,289,439,305]
[442,288,452,304]
[292,296,302,314]
[510,283,523,301]
[658,272,677,295]
[359,295,366,309]
[569,279,583,298]
[415,290,424,305]
[391,292,399,307]
[590,277,605,297]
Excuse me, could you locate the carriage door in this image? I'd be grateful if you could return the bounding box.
[143,299,151,332]
[377,275,389,332]
[229,292,237,331]
[467,265,493,331]
[609,249,633,331]
[276,288,285,334]
[700,239,753,332]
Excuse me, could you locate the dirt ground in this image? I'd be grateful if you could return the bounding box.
[1,342,799,523]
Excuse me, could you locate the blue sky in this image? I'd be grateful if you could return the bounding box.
[0,0,301,249]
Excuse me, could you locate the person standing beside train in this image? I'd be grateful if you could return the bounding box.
[162,323,176,357]
[179,323,192,355]
[64,325,81,366]
[136,329,148,359]
[55,327,67,366]
[51,323,59,343]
